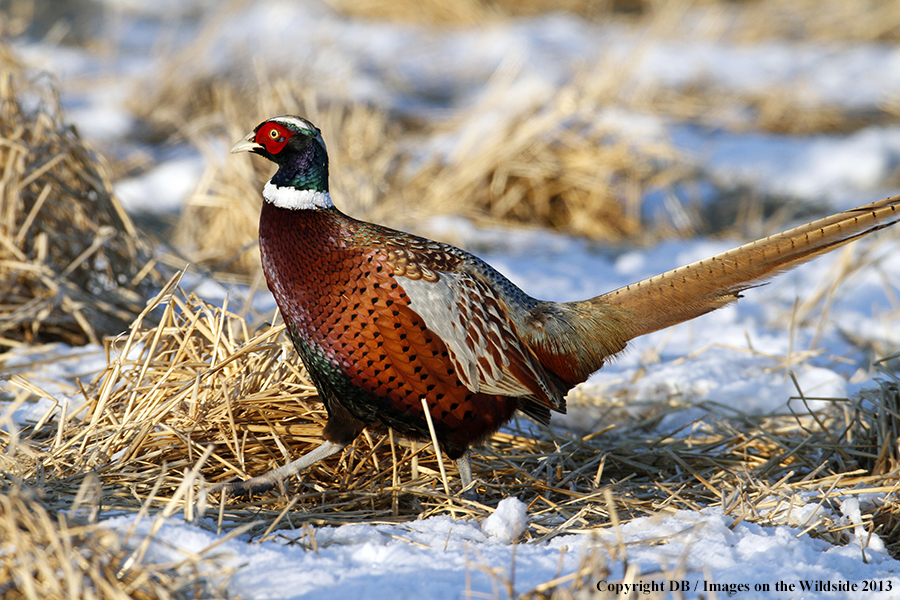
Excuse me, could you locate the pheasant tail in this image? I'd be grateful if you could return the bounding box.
[580,194,900,348]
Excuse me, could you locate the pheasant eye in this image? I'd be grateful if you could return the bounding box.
[268,128,281,140]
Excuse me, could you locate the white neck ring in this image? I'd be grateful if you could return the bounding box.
[263,181,334,210]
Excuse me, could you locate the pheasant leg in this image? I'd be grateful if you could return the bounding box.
[209,440,345,496]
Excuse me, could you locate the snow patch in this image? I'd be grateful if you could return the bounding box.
[482,497,528,543]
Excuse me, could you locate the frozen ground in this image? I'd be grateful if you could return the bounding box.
[4,1,900,597]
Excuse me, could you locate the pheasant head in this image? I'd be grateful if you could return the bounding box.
[230,115,333,210]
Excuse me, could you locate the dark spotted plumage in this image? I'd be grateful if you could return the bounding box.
[259,201,539,459]
[217,114,900,497]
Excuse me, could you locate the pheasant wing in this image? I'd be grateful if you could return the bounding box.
[385,243,565,411]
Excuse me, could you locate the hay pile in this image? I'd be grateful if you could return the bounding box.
[401,93,688,242]
[0,54,167,348]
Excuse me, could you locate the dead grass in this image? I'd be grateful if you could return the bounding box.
[324,0,646,25]
[0,49,168,348]
[0,468,231,599]
[3,279,899,577]
[399,64,693,241]
[722,0,900,43]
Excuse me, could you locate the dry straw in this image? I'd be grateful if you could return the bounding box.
[0,51,168,348]
[5,278,900,559]
[0,481,236,600]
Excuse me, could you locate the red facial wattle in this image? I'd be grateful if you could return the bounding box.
[255,123,292,154]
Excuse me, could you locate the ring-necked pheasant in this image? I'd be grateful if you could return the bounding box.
[220,114,900,496]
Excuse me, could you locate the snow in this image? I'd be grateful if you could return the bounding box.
[1,343,104,427]
[115,154,206,213]
[4,0,900,598]
[482,497,529,543]
[97,503,898,599]
[638,40,900,110]
[672,124,900,208]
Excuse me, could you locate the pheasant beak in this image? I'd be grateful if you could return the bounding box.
[230,131,263,154]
